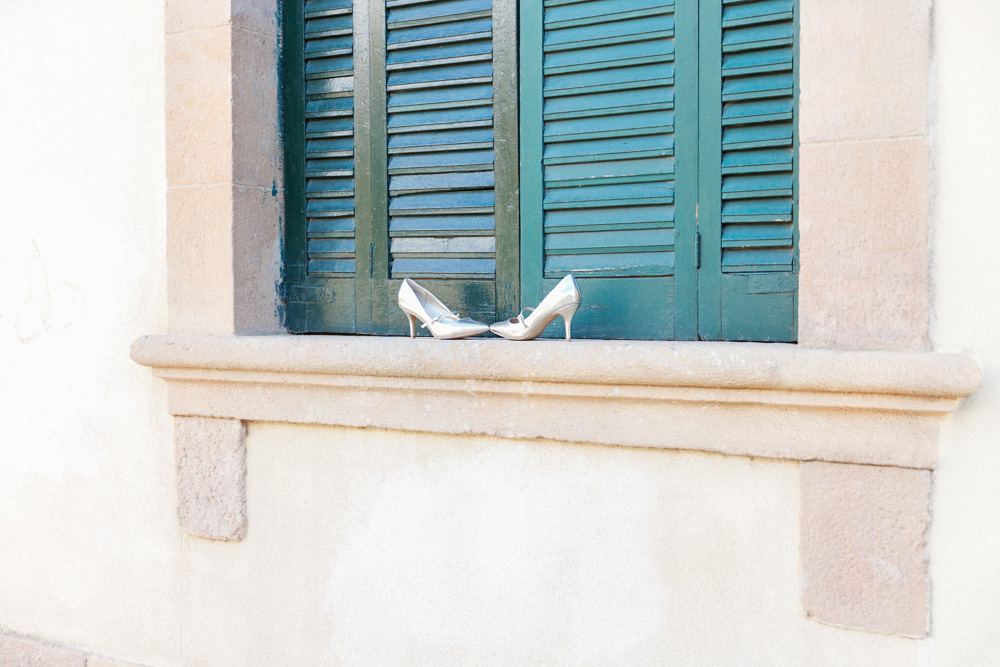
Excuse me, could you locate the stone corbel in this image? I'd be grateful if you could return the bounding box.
[174,416,247,541]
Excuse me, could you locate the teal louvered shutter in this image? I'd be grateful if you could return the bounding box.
[520,0,699,340]
[373,0,520,334]
[283,0,519,334]
[698,0,798,341]
[283,0,360,332]
[520,0,797,342]
[285,0,797,340]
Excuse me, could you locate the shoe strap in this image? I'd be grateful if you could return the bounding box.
[516,307,536,326]
[421,311,459,328]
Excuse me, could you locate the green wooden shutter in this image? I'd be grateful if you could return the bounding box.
[698,0,798,342]
[520,0,699,340]
[374,0,519,334]
[287,0,798,340]
[284,0,519,334]
[284,0,360,332]
[520,0,796,342]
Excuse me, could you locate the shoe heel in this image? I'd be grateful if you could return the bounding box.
[406,313,416,339]
[556,304,579,341]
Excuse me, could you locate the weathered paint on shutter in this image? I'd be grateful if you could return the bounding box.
[304,0,357,278]
[375,0,520,334]
[284,0,517,334]
[386,0,496,281]
[520,0,699,340]
[698,0,798,342]
[284,0,362,332]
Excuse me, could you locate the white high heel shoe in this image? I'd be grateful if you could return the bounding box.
[397,278,490,340]
[490,274,582,341]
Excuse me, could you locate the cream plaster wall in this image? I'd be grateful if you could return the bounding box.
[176,422,922,666]
[929,1,1000,664]
[0,1,182,665]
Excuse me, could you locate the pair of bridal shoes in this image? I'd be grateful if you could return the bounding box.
[397,275,582,341]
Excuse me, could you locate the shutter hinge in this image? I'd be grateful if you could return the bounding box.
[369,243,374,278]
[695,231,701,269]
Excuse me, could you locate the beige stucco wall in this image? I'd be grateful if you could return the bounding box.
[0,1,181,664]
[177,423,923,666]
[929,1,1000,664]
[0,1,999,666]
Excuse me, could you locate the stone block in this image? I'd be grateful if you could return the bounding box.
[800,0,929,143]
[233,185,283,334]
[234,0,280,36]
[166,0,278,36]
[175,417,248,541]
[0,633,86,667]
[232,27,281,190]
[798,137,930,350]
[166,185,237,334]
[165,0,230,34]
[165,27,233,188]
[86,655,149,667]
[801,462,931,637]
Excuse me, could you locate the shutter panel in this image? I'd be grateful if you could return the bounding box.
[700,0,797,341]
[284,0,517,334]
[376,0,519,333]
[283,0,361,332]
[520,0,699,340]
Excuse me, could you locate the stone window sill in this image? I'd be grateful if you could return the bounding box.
[131,334,980,470]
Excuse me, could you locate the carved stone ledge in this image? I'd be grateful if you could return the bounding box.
[132,334,980,470]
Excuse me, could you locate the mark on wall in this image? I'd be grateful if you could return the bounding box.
[15,240,86,344]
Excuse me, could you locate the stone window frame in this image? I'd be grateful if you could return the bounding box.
[148,0,978,639]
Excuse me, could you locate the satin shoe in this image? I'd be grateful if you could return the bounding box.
[490,274,582,341]
[397,278,490,340]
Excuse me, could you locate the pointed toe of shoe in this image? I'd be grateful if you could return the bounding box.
[489,319,523,340]
[467,322,490,337]
[433,318,489,339]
